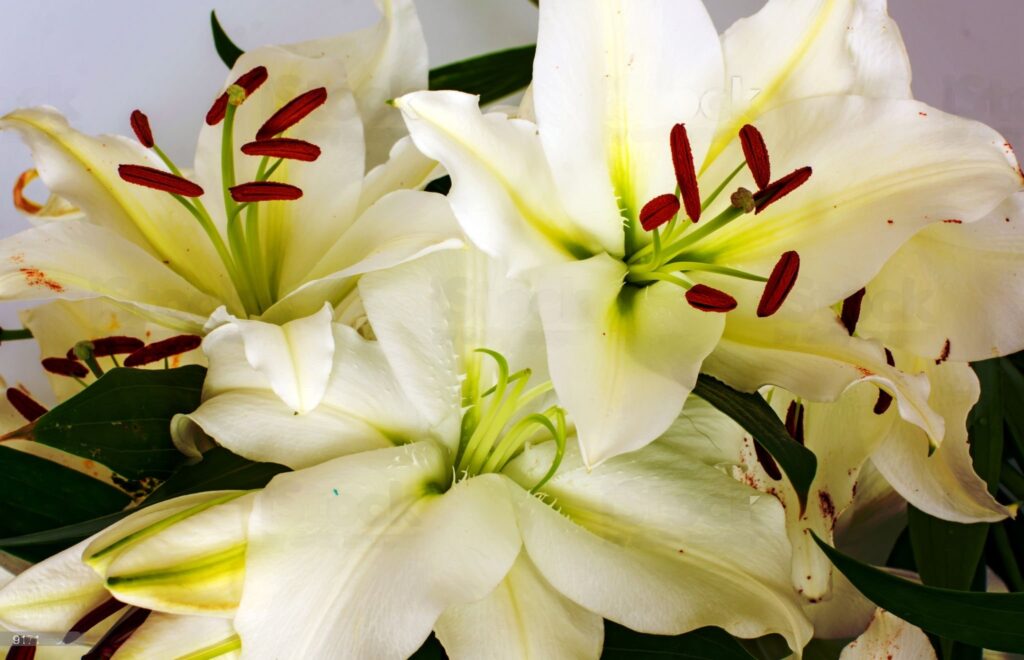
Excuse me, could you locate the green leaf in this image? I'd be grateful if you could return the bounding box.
[602,622,756,659]
[813,533,1024,654]
[693,375,817,507]
[211,11,245,69]
[0,446,130,562]
[0,447,287,553]
[20,366,205,483]
[997,358,1024,464]
[428,45,536,105]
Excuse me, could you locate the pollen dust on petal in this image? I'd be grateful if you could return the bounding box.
[9,253,25,264]
[856,366,875,377]
[20,267,64,292]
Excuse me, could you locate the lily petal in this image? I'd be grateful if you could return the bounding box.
[0,222,219,328]
[262,189,461,324]
[235,443,521,659]
[859,193,1024,361]
[285,0,428,167]
[185,320,426,469]
[533,0,722,246]
[358,135,440,214]
[704,308,944,445]
[84,491,252,616]
[536,254,725,466]
[113,613,240,660]
[397,91,607,271]
[708,0,912,168]
[871,359,1011,523]
[211,305,335,414]
[0,107,235,305]
[360,248,548,444]
[503,441,813,653]
[840,609,936,660]
[435,553,603,660]
[0,539,106,633]
[696,96,1023,311]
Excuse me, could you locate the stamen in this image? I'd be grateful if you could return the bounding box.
[840,288,867,335]
[755,167,813,214]
[754,440,782,480]
[64,597,126,645]
[83,606,151,659]
[639,194,680,231]
[129,110,154,148]
[6,388,47,422]
[739,125,771,190]
[72,341,105,379]
[123,335,202,367]
[41,357,89,379]
[118,165,204,197]
[685,284,737,313]
[230,182,303,202]
[90,336,146,357]
[206,66,269,125]
[784,401,805,445]
[241,138,322,162]
[670,124,702,223]
[730,187,755,214]
[757,251,800,318]
[256,88,328,140]
[6,645,35,660]
[13,169,43,214]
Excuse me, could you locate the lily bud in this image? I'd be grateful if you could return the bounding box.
[83,491,253,616]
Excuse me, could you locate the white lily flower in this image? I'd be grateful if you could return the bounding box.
[394,0,1023,466]
[0,0,456,343]
[840,609,936,660]
[149,248,810,657]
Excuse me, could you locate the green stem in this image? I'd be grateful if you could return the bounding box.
[701,162,746,212]
[657,261,768,282]
[0,328,33,342]
[152,145,183,177]
[1001,462,1024,500]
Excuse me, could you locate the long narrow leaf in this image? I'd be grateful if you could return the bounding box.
[428,45,536,105]
[211,11,245,68]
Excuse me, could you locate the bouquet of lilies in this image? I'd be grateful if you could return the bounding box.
[1,1,1022,658]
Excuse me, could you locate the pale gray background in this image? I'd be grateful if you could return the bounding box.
[0,0,1022,396]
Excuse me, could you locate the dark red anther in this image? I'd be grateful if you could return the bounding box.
[757,251,800,318]
[840,288,867,335]
[64,598,126,645]
[241,138,322,162]
[230,182,303,202]
[685,284,737,313]
[753,440,782,480]
[6,387,47,422]
[739,124,771,190]
[784,401,805,445]
[639,194,680,231]
[235,66,269,96]
[42,357,89,379]
[669,124,702,223]
[6,644,36,660]
[124,335,202,367]
[118,165,204,197]
[90,336,146,357]
[206,93,229,126]
[129,110,154,149]
[206,66,269,126]
[256,88,328,140]
[754,167,813,214]
[81,607,151,660]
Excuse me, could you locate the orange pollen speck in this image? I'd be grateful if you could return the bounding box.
[21,267,64,292]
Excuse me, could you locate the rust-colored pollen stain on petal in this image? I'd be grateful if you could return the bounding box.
[256,87,328,140]
[41,357,89,379]
[685,284,737,313]
[755,167,813,214]
[739,124,771,190]
[784,401,805,445]
[13,169,43,214]
[753,441,782,480]
[230,182,303,203]
[90,336,146,357]
[124,335,202,367]
[757,251,800,318]
[241,138,322,162]
[936,339,951,365]
[669,124,702,223]
[639,194,680,231]
[6,387,47,422]
[119,165,204,197]
[840,288,867,335]
[130,110,154,148]
[21,267,64,292]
